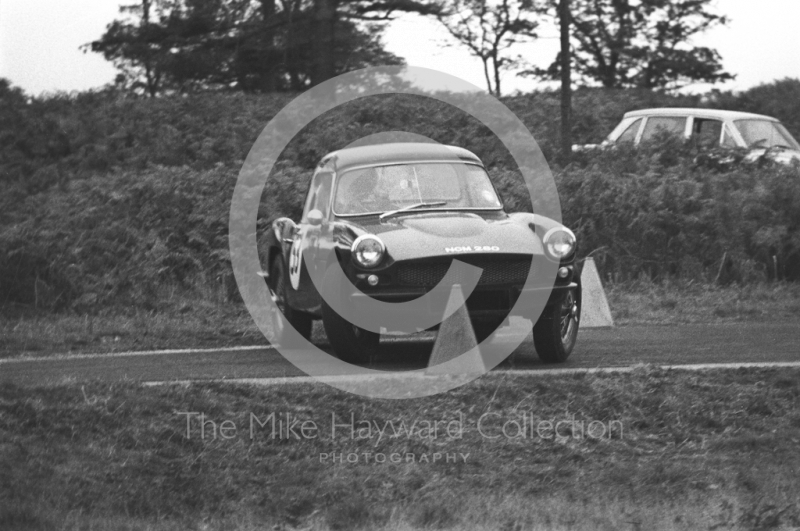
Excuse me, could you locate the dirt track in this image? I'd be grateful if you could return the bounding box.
[2,320,799,387]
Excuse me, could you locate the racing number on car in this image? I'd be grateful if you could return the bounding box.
[289,236,303,290]
[289,225,319,291]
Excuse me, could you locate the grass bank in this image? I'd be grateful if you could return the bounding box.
[1,367,799,530]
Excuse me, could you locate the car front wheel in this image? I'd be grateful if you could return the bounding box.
[268,257,312,347]
[320,265,379,364]
[533,288,580,363]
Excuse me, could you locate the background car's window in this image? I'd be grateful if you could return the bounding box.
[692,119,723,148]
[334,163,500,215]
[640,116,687,142]
[615,118,642,143]
[735,119,800,150]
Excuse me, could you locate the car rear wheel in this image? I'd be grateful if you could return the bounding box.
[533,288,580,363]
[320,265,379,364]
[268,257,312,347]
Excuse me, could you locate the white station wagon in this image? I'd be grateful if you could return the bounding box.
[577,108,800,165]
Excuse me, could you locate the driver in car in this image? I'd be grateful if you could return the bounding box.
[348,167,419,212]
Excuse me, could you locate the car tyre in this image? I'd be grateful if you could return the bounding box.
[268,257,312,347]
[533,287,580,363]
[320,265,379,364]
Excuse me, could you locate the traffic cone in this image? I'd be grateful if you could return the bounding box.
[426,284,486,375]
[580,257,614,328]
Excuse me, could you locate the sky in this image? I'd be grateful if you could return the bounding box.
[0,0,798,97]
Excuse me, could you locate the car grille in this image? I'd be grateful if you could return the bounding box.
[396,258,534,287]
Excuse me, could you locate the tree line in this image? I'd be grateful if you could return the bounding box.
[87,0,733,97]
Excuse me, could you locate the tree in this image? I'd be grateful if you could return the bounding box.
[87,0,406,95]
[531,0,734,90]
[558,0,570,159]
[0,79,32,184]
[309,0,442,86]
[434,0,539,96]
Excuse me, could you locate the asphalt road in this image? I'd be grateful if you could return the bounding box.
[2,321,799,387]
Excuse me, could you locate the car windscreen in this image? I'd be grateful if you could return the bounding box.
[734,119,800,150]
[333,162,503,216]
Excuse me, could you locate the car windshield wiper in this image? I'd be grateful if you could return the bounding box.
[379,201,447,220]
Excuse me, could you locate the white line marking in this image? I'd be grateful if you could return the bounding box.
[143,361,800,387]
[0,337,434,364]
[0,344,272,364]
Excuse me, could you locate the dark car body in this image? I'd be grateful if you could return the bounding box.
[261,143,580,363]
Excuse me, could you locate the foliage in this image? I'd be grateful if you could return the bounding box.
[3,80,800,311]
[1,166,239,311]
[434,0,540,96]
[87,0,405,95]
[559,141,800,283]
[530,0,733,89]
[0,88,293,195]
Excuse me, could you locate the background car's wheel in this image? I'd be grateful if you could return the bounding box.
[268,257,312,347]
[320,265,379,364]
[533,287,580,363]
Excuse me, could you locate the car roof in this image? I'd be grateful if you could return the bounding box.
[319,142,484,172]
[623,108,779,122]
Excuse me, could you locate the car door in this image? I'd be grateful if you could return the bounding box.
[287,170,333,311]
[287,170,331,311]
[287,177,317,294]
[302,170,333,291]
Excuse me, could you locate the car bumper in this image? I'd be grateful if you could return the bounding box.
[349,282,577,320]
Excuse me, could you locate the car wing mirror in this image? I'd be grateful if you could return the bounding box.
[307,209,324,226]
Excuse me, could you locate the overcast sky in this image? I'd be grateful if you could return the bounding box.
[1,0,798,96]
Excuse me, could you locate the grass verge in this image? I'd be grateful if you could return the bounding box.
[1,367,800,530]
[0,302,263,359]
[605,280,800,325]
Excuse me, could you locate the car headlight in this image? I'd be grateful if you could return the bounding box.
[543,227,576,261]
[352,234,385,268]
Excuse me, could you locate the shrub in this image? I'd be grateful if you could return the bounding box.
[3,79,800,312]
[0,165,238,311]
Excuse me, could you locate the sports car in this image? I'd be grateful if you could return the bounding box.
[260,143,581,364]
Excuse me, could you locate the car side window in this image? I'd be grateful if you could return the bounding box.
[616,118,642,143]
[301,180,316,222]
[312,172,332,218]
[692,119,723,148]
[301,171,333,222]
[640,117,687,142]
